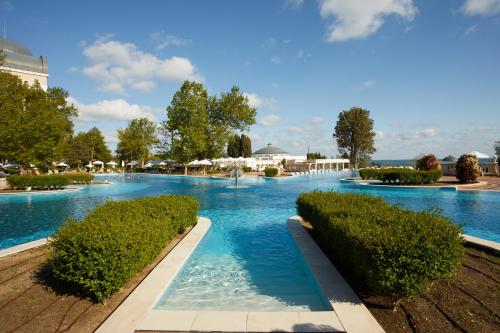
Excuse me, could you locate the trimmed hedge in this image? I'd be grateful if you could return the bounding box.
[359,168,442,185]
[7,175,70,190]
[264,167,279,177]
[49,195,199,302]
[456,154,480,183]
[67,173,94,184]
[297,191,463,298]
[416,154,441,171]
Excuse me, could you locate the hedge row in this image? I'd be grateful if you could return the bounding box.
[359,168,442,185]
[297,191,463,298]
[49,195,199,302]
[6,173,94,189]
[7,175,70,189]
[264,167,279,177]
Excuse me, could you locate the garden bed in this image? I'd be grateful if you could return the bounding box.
[303,221,500,333]
[0,226,192,333]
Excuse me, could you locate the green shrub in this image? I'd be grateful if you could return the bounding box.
[264,167,279,177]
[416,154,441,171]
[456,154,480,183]
[48,195,199,302]
[242,167,252,173]
[359,168,442,185]
[297,191,463,298]
[67,173,94,184]
[7,175,70,189]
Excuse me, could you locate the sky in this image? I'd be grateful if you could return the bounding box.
[1,0,499,159]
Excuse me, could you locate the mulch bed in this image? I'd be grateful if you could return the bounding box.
[0,227,192,333]
[304,222,500,333]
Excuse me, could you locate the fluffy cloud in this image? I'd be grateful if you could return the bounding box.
[319,0,418,42]
[82,37,203,94]
[286,0,304,9]
[362,80,376,88]
[311,116,324,124]
[399,128,437,140]
[288,125,305,133]
[259,114,281,126]
[150,32,192,49]
[270,55,283,64]
[68,97,162,122]
[462,0,500,15]
[243,93,277,111]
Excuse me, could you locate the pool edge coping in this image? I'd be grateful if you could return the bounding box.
[287,216,385,333]
[95,216,211,333]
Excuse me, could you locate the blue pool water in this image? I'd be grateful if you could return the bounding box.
[1,173,499,310]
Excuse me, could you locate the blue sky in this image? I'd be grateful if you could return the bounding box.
[2,0,499,159]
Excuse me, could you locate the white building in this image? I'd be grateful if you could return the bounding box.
[252,144,306,171]
[0,38,48,90]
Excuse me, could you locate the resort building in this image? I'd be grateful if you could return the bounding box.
[285,158,350,173]
[252,143,306,171]
[0,38,48,90]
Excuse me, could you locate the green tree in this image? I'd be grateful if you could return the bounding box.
[307,152,326,160]
[333,107,376,169]
[240,134,252,157]
[164,81,256,163]
[227,134,241,157]
[116,118,159,167]
[494,141,500,156]
[0,72,77,165]
[66,127,111,167]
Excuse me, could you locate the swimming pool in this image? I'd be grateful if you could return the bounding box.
[1,173,499,310]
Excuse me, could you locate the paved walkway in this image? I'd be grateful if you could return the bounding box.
[439,176,500,190]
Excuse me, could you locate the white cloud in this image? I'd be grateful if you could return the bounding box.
[362,80,376,88]
[296,48,311,60]
[68,97,162,122]
[462,0,500,15]
[286,0,304,9]
[259,114,281,126]
[243,93,277,110]
[82,37,203,94]
[399,128,437,140]
[67,66,79,73]
[288,125,305,133]
[319,0,418,42]
[261,37,277,49]
[311,116,324,124]
[270,55,283,64]
[465,24,479,35]
[150,32,192,49]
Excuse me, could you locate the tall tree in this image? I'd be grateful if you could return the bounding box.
[166,81,209,163]
[164,81,256,162]
[66,127,111,166]
[116,118,159,167]
[240,134,252,157]
[227,134,241,158]
[333,107,376,169]
[0,72,77,165]
[494,141,500,156]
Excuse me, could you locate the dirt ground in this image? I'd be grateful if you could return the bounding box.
[305,222,500,333]
[0,227,192,333]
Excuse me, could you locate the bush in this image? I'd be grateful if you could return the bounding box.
[242,167,252,173]
[297,191,463,298]
[264,167,279,177]
[7,174,70,190]
[416,154,441,171]
[67,173,94,184]
[48,195,199,302]
[456,154,480,183]
[359,168,442,185]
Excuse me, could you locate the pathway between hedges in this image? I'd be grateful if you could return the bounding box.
[0,227,192,333]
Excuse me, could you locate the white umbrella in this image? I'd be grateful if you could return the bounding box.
[93,161,104,165]
[159,161,167,166]
[85,163,93,168]
[198,159,212,166]
[187,160,200,166]
[106,161,117,166]
[127,161,139,166]
[56,162,69,167]
[469,151,489,158]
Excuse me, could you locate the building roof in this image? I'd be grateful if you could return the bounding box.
[0,38,48,74]
[253,144,289,155]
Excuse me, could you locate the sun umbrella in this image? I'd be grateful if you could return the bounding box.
[127,161,139,166]
[187,160,200,166]
[85,163,93,168]
[93,161,104,165]
[56,162,69,167]
[469,151,489,159]
[159,161,167,166]
[106,161,117,166]
[198,159,212,166]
